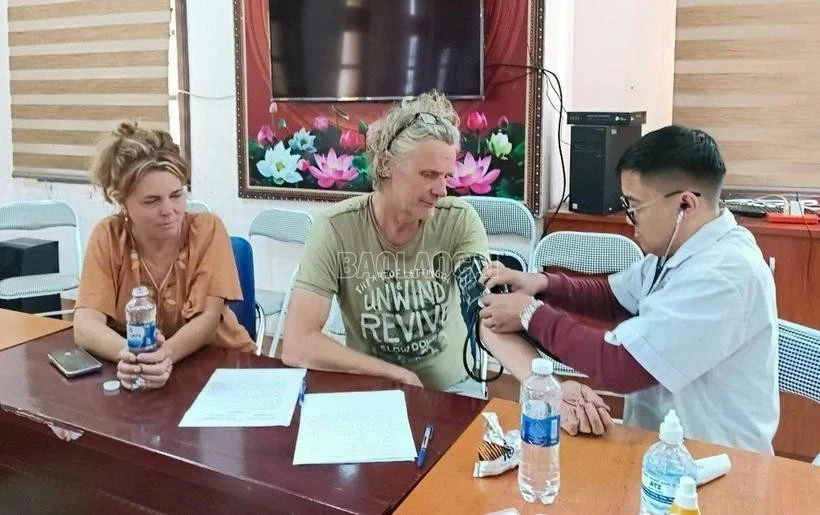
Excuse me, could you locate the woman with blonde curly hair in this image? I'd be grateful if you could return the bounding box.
[74,121,254,390]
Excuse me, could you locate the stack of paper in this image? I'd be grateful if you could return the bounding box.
[179,368,306,427]
[293,390,418,465]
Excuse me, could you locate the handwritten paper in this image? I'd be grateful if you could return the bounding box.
[179,368,306,427]
[293,390,418,465]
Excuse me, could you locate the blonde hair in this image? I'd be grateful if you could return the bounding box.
[365,90,460,190]
[90,121,190,205]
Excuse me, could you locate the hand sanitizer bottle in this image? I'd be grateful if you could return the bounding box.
[639,409,697,515]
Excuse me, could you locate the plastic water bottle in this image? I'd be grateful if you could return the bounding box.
[639,409,698,515]
[518,357,562,504]
[125,286,157,354]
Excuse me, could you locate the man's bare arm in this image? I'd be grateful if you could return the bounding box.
[281,289,422,386]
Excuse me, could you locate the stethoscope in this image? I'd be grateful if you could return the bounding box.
[649,209,685,294]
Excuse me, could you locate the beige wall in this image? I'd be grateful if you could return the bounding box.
[545,0,678,207]
[673,0,820,190]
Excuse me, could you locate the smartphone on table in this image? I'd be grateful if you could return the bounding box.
[48,347,102,378]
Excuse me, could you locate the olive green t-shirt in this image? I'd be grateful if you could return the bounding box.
[294,194,489,390]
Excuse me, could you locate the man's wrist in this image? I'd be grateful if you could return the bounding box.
[520,298,545,331]
[387,364,413,382]
[537,272,550,295]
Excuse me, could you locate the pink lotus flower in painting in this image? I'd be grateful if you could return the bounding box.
[309,148,359,188]
[465,111,488,133]
[257,125,274,146]
[447,152,500,194]
[314,116,329,130]
[339,130,365,151]
[297,158,310,172]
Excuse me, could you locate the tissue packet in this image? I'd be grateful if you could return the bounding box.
[473,412,521,478]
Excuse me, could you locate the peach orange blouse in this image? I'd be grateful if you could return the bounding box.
[76,212,254,352]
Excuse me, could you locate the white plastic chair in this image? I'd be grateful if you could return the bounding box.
[776,319,820,465]
[529,230,644,377]
[267,265,347,356]
[0,200,83,317]
[248,208,314,344]
[777,319,820,404]
[186,200,211,213]
[323,296,346,340]
[461,196,537,271]
[530,230,644,274]
[268,265,299,356]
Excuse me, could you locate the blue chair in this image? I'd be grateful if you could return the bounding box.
[229,236,265,354]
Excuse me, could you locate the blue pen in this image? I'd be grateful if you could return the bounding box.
[416,423,434,467]
[298,376,308,406]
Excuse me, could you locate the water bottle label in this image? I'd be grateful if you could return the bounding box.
[640,470,680,511]
[521,399,559,447]
[127,322,157,352]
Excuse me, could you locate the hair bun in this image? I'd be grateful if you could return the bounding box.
[156,131,180,153]
[114,121,138,138]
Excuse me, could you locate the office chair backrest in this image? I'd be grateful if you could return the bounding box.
[0,199,79,231]
[461,196,537,240]
[530,230,643,274]
[229,236,257,342]
[778,319,820,403]
[461,196,537,269]
[249,208,313,244]
[186,200,212,213]
[0,199,83,276]
[529,230,643,377]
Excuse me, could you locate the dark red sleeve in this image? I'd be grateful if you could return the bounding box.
[527,303,657,394]
[538,272,632,323]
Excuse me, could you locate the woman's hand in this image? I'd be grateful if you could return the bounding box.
[134,332,173,389]
[118,332,173,390]
[116,348,140,390]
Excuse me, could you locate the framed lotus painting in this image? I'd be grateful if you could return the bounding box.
[234,0,545,213]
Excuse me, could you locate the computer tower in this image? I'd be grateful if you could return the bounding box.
[0,238,61,314]
[568,124,643,215]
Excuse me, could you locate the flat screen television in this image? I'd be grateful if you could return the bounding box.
[268,0,484,101]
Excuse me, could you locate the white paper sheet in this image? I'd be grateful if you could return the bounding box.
[293,390,418,465]
[179,368,306,427]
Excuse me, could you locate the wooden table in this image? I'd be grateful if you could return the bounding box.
[0,308,72,350]
[396,398,820,514]
[0,329,486,514]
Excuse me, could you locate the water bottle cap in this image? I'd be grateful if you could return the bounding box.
[103,380,120,393]
[672,476,698,510]
[132,285,150,297]
[531,358,553,375]
[660,408,684,444]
